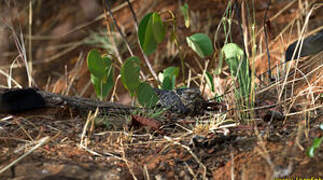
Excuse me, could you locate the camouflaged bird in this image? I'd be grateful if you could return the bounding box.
[153,88,221,116]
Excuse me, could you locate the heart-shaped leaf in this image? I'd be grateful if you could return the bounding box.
[121,56,141,96]
[90,67,114,100]
[87,49,111,79]
[222,43,250,100]
[151,13,165,43]
[161,66,179,90]
[138,12,165,55]
[137,82,159,108]
[186,33,214,58]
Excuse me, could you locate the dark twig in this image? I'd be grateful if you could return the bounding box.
[264,0,273,81]
[125,0,138,25]
[105,0,134,56]
[105,0,147,80]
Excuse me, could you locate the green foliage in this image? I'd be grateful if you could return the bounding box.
[213,94,223,103]
[121,56,141,96]
[159,66,179,90]
[87,49,114,100]
[307,124,323,158]
[186,33,214,58]
[90,72,114,100]
[180,3,190,28]
[120,56,158,107]
[87,50,109,79]
[138,12,165,55]
[137,82,159,108]
[221,43,250,103]
[307,137,323,158]
[205,71,214,92]
[161,76,175,90]
[85,9,251,114]
[151,13,166,43]
[163,66,179,77]
[87,49,158,107]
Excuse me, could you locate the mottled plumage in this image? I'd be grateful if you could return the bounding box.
[153,88,209,116]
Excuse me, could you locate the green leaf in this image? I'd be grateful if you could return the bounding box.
[101,55,114,81]
[138,12,165,55]
[307,137,323,158]
[161,66,179,90]
[137,82,159,108]
[87,49,111,79]
[161,76,173,90]
[87,49,114,100]
[186,33,214,58]
[205,71,214,92]
[138,13,156,55]
[121,56,141,96]
[222,43,250,101]
[222,43,245,60]
[163,66,179,78]
[151,13,166,43]
[180,3,190,28]
[90,67,114,100]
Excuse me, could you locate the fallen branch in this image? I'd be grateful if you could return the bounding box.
[0,88,134,115]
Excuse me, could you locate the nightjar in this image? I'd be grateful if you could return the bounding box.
[153,88,219,116]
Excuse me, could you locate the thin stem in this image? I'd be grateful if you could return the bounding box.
[264,0,273,81]
[125,0,159,82]
[28,0,33,87]
[106,1,133,56]
[105,0,146,80]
